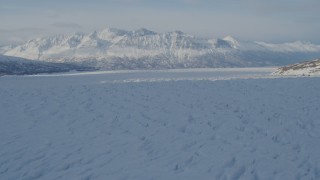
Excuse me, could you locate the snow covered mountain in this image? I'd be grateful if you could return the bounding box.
[2,28,320,70]
[0,55,95,75]
[273,58,320,76]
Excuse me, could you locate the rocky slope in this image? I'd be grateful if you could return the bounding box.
[273,58,320,76]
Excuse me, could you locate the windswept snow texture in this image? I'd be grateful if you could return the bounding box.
[3,28,320,69]
[1,69,320,180]
[273,58,320,76]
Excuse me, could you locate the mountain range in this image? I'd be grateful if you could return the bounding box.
[1,28,320,71]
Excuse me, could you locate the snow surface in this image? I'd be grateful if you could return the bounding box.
[1,69,320,180]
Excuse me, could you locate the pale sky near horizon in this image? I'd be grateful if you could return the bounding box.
[0,0,319,45]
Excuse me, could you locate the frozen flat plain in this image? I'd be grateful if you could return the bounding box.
[1,68,320,180]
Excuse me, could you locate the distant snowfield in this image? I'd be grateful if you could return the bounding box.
[28,67,276,82]
[1,68,320,180]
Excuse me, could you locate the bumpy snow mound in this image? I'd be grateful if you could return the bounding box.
[0,55,95,75]
[1,72,320,180]
[273,58,320,76]
[2,28,320,69]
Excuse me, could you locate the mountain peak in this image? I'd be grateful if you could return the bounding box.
[210,38,233,48]
[100,27,128,34]
[223,36,240,49]
[97,27,128,41]
[131,28,157,36]
[168,30,185,36]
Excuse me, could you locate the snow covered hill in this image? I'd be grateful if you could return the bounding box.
[273,58,320,76]
[2,28,320,70]
[1,70,320,180]
[0,55,95,75]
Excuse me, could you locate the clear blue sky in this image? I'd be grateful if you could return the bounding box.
[0,0,319,45]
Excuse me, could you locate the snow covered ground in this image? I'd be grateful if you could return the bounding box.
[1,68,320,180]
